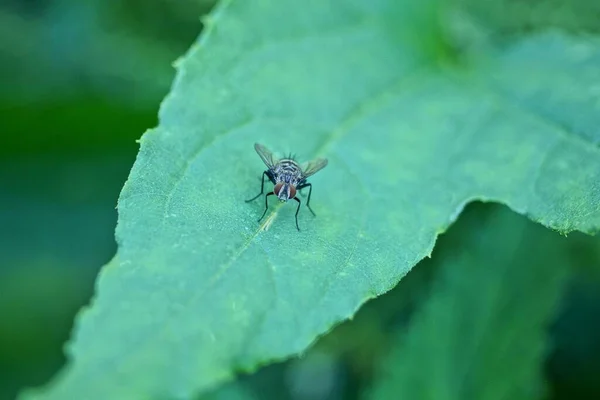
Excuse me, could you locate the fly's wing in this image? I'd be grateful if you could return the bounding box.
[254,143,278,170]
[300,158,328,179]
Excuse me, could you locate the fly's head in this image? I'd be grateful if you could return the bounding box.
[274,182,296,202]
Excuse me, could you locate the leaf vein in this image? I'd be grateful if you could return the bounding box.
[160,116,254,222]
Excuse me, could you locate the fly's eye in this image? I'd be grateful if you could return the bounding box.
[273,183,283,196]
[288,185,297,199]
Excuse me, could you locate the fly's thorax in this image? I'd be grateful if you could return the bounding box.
[273,182,297,202]
[274,159,303,185]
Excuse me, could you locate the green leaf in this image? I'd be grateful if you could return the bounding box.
[367,207,569,400]
[201,382,258,400]
[22,0,600,399]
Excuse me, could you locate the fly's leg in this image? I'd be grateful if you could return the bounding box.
[246,171,268,202]
[297,183,315,216]
[293,197,301,231]
[258,192,274,222]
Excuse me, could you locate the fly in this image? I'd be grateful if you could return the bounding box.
[246,143,328,231]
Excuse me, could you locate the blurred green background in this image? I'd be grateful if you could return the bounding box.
[1,1,599,399]
[0,0,213,398]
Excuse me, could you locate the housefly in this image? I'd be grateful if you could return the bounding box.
[246,143,328,231]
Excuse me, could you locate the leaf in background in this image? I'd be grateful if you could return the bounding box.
[0,0,213,107]
[367,207,569,400]
[21,0,600,399]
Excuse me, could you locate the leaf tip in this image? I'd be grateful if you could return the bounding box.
[200,14,214,27]
[172,56,185,70]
